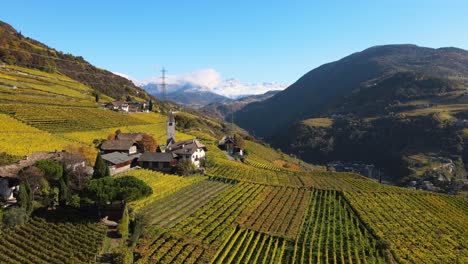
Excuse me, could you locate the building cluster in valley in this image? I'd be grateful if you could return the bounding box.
[327,161,382,179]
[100,111,207,175]
[103,100,149,113]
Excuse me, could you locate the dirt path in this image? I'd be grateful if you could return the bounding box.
[97,227,123,264]
[0,152,56,177]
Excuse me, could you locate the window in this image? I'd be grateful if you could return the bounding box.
[168,122,172,126]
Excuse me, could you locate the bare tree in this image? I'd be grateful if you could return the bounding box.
[18,166,45,200]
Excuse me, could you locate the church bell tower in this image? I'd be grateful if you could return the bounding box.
[166,111,176,145]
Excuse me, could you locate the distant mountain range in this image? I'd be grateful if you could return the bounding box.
[201,90,281,119]
[141,82,230,108]
[141,79,285,108]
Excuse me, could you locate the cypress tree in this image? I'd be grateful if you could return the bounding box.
[105,164,111,177]
[58,178,69,206]
[148,100,153,111]
[18,184,32,213]
[93,153,108,179]
[117,204,129,238]
[18,183,29,210]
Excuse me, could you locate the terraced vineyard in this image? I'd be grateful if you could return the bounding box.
[212,227,287,264]
[132,153,467,264]
[60,113,194,145]
[134,182,265,263]
[292,190,386,263]
[0,113,74,155]
[0,104,148,133]
[0,65,102,107]
[344,192,468,263]
[141,179,233,227]
[0,216,106,264]
[243,157,286,172]
[238,186,310,239]
[207,158,292,186]
[120,169,206,211]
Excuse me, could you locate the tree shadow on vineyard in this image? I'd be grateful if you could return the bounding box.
[33,206,100,224]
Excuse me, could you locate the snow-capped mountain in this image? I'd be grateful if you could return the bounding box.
[136,69,287,107]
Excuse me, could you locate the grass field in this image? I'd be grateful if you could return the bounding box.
[302,117,334,127]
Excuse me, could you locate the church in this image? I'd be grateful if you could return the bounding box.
[138,111,207,172]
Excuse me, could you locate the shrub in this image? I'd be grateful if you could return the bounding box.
[2,207,29,227]
[36,159,63,181]
[175,159,197,176]
[113,245,133,264]
[114,176,152,202]
[0,152,21,166]
[86,176,152,205]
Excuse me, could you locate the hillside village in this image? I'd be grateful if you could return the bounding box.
[100,111,207,175]
[0,17,466,264]
[0,110,208,206]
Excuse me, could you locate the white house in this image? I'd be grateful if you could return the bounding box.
[167,139,207,168]
[105,101,130,112]
[0,177,19,202]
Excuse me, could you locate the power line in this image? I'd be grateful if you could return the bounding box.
[161,67,167,101]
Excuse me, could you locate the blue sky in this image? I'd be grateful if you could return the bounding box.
[1,0,468,86]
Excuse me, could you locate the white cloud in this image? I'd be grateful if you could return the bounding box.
[213,79,287,98]
[138,69,288,98]
[112,72,138,83]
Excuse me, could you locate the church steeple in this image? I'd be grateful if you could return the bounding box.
[166,110,176,145]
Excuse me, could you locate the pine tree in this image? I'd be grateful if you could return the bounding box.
[93,153,109,179]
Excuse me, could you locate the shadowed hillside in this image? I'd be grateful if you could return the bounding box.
[235,44,468,138]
